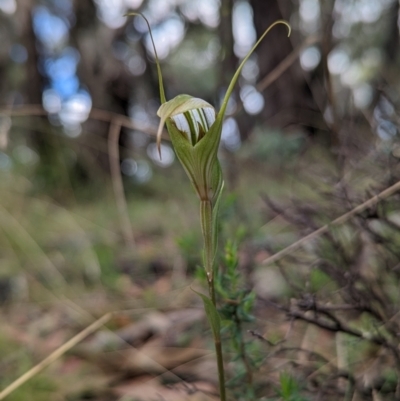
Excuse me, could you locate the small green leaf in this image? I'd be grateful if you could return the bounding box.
[192,288,221,341]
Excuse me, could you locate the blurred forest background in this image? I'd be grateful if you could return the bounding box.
[1,0,400,400]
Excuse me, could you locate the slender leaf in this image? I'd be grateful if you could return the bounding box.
[192,288,221,341]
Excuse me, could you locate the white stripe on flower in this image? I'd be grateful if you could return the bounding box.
[171,106,216,145]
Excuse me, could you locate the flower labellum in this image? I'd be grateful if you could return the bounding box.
[170,104,216,146]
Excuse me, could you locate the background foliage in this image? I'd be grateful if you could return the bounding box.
[1,0,400,400]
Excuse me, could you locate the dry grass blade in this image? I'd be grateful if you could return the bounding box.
[0,313,112,400]
[108,115,136,249]
[0,204,68,288]
[262,180,400,265]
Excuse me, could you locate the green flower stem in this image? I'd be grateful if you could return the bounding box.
[200,200,214,277]
[200,200,226,401]
[214,332,226,401]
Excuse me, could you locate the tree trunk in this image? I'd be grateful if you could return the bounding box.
[249,0,321,133]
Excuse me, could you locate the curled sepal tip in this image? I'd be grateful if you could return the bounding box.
[125,12,166,104]
[218,19,291,119]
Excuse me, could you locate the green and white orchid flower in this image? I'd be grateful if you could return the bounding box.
[156,93,222,205]
[153,20,291,205]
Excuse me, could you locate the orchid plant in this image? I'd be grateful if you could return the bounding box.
[128,13,290,400]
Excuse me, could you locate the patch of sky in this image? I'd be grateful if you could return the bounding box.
[0,0,16,15]
[121,158,138,176]
[299,0,320,34]
[300,46,321,71]
[323,106,334,125]
[125,0,144,7]
[94,0,127,29]
[58,90,92,128]
[339,49,381,89]
[374,96,397,141]
[377,120,397,141]
[336,0,385,25]
[133,160,152,183]
[218,90,237,116]
[233,1,256,58]
[127,55,146,76]
[51,74,80,100]
[240,85,264,115]
[376,96,395,118]
[42,89,62,114]
[147,0,174,20]
[352,84,373,109]
[179,0,220,28]
[133,13,156,33]
[299,0,320,23]
[94,0,142,29]
[221,118,241,151]
[33,6,69,50]
[241,55,259,82]
[147,143,175,167]
[35,2,92,132]
[197,0,220,28]
[129,105,151,125]
[143,15,185,60]
[0,152,12,170]
[45,47,79,82]
[328,48,350,75]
